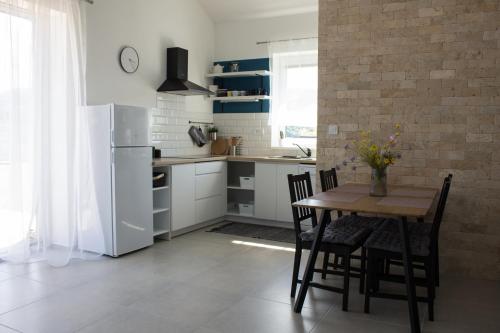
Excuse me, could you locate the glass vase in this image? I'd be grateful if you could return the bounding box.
[370,168,387,197]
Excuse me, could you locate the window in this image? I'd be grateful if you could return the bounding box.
[269,49,318,148]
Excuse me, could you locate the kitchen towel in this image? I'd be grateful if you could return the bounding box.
[188,126,208,147]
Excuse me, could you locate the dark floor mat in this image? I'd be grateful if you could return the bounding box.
[208,222,296,244]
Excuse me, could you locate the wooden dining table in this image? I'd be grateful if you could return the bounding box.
[292,183,438,333]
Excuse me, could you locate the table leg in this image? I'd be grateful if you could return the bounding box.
[398,216,420,333]
[293,209,331,313]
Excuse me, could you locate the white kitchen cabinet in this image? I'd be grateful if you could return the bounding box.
[254,163,316,223]
[195,173,224,199]
[171,162,226,233]
[254,163,277,220]
[171,164,196,232]
[276,164,299,222]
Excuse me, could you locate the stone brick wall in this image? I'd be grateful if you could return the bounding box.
[317,0,500,279]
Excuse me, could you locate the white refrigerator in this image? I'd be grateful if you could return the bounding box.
[84,104,153,257]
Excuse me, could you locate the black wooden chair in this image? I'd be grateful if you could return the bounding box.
[363,174,452,321]
[319,168,384,279]
[288,172,373,311]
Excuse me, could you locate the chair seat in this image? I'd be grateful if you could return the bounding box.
[332,215,385,230]
[300,222,372,247]
[364,222,431,257]
[377,218,432,236]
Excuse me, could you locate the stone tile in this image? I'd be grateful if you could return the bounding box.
[76,306,191,333]
[0,277,57,315]
[203,297,322,333]
[128,283,242,332]
[0,286,119,333]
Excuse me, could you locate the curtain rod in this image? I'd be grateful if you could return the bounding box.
[256,36,318,45]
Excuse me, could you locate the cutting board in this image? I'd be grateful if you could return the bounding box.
[211,137,229,155]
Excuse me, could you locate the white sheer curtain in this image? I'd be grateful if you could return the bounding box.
[267,38,318,147]
[0,0,104,266]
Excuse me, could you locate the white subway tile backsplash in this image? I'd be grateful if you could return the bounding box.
[152,94,212,157]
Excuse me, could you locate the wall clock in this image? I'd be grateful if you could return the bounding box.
[119,46,139,73]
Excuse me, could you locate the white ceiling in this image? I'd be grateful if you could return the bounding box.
[197,0,318,22]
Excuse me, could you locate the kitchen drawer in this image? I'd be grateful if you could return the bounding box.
[195,195,224,223]
[195,161,225,175]
[195,173,224,199]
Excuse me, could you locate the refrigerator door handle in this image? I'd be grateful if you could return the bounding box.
[120,220,145,231]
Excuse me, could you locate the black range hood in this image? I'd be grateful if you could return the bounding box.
[157,47,213,96]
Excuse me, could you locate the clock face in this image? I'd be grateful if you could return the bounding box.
[119,46,139,73]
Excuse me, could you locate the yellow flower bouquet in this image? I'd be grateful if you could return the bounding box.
[352,125,401,196]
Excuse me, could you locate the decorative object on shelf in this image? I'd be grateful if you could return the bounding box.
[119,46,139,73]
[352,124,401,197]
[212,63,224,73]
[208,126,218,141]
[230,62,239,72]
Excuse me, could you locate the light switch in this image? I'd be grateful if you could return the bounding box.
[328,125,338,135]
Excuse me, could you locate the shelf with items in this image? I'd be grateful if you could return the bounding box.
[226,161,255,216]
[209,58,270,114]
[152,166,171,240]
[210,95,271,103]
[206,70,271,78]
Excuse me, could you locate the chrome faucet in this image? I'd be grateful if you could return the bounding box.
[293,143,312,158]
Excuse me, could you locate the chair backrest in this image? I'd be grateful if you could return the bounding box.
[430,174,453,245]
[319,168,339,192]
[287,172,318,240]
[319,168,343,217]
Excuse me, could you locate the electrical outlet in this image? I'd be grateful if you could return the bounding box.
[328,124,338,135]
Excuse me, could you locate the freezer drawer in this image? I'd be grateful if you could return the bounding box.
[111,104,151,147]
[112,147,153,256]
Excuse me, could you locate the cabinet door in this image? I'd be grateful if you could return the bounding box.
[195,173,224,200]
[171,164,195,231]
[196,195,225,223]
[254,163,277,220]
[276,164,299,222]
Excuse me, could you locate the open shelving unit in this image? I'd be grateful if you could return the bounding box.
[206,70,271,78]
[209,58,271,114]
[152,166,171,240]
[227,161,255,217]
[210,95,271,103]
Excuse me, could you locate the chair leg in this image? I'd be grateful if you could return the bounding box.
[291,244,302,298]
[359,247,366,294]
[342,251,351,312]
[364,251,374,314]
[435,241,440,287]
[322,251,330,279]
[426,258,436,321]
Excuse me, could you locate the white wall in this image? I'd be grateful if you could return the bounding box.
[214,12,318,61]
[85,0,215,109]
[85,0,216,156]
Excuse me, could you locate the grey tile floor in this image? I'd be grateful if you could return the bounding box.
[0,227,499,333]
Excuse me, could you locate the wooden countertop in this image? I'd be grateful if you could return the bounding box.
[153,155,316,167]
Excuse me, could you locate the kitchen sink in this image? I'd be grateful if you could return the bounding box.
[267,155,313,160]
